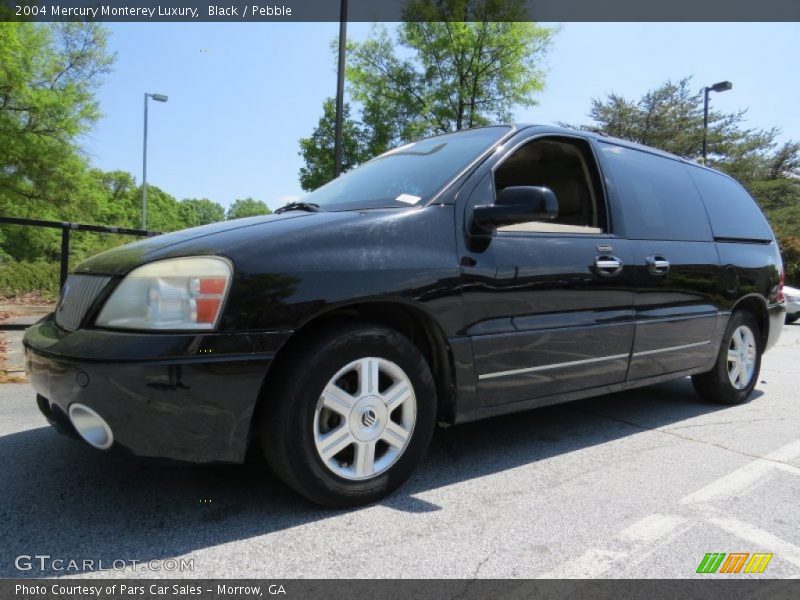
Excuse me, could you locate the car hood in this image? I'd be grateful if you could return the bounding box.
[75,210,363,276]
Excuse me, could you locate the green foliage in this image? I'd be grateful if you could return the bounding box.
[92,170,139,225]
[571,76,800,284]
[0,22,114,212]
[1,22,115,264]
[779,235,800,284]
[566,78,770,161]
[299,0,555,190]
[226,198,272,220]
[0,260,60,300]
[299,98,372,191]
[0,23,232,298]
[142,185,182,232]
[179,198,226,228]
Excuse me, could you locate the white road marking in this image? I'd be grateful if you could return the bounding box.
[538,514,688,578]
[618,513,688,543]
[681,439,800,506]
[681,461,777,506]
[540,439,800,578]
[539,548,628,579]
[766,439,800,464]
[774,462,800,476]
[709,517,800,568]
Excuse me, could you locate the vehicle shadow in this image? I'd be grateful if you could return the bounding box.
[0,377,750,577]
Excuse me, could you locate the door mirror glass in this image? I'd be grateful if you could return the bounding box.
[472,186,559,233]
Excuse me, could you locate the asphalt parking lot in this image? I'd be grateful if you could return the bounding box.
[1,324,798,579]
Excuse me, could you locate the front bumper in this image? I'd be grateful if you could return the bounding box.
[24,316,289,463]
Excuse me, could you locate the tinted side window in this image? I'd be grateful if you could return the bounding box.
[493,136,607,234]
[687,167,773,241]
[598,142,712,241]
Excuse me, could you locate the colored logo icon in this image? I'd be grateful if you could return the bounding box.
[696,552,773,574]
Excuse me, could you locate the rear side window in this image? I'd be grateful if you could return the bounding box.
[687,167,773,242]
[598,142,712,241]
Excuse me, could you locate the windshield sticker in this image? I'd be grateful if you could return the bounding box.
[396,194,421,204]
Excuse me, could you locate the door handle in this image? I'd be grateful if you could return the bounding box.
[646,255,670,275]
[594,255,623,277]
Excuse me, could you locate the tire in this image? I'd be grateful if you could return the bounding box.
[786,314,799,324]
[259,322,436,507]
[692,311,762,405]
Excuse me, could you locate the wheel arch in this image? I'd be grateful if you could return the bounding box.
[731,293,770,349]
[254,299,458,429]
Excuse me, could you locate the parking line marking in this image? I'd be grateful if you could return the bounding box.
[538,514,688,578]
[681,439,800,506]
[709,517,800,569]
[618,513,688,544]
[765,439,800,464]
[539,440,800,579]
[538,547,628,579]
[774,462,800,476]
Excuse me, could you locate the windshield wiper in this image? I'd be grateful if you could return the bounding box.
[274,201,323,214]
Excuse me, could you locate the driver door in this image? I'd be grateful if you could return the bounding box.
[459,134,636,407]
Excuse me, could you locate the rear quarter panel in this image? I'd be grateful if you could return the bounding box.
[715,240,783,350]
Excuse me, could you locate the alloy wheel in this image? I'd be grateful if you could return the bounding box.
[313,357,417,480]
[727,324,757,389]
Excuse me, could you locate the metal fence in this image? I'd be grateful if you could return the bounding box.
[0,216,160,330]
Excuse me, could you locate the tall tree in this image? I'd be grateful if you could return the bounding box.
[91,170,139,226]
[0,22,115,261]
[0,23,114,210]
[135,185,183,232]
[298,98,371,191]
[352,4,553,139]
[179,198,226,227]
[569,78,779,168]
[226,198,271,220]
[298,0,554,189]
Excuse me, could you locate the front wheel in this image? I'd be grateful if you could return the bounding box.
[260,323,436,507]
[692,311,762,405]
[786,314,799,324]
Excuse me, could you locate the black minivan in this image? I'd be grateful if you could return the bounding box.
[24,125,785,507]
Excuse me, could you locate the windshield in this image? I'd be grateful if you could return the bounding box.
[302,126,512,211]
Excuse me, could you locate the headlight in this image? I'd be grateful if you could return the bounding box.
[95,256,232,331]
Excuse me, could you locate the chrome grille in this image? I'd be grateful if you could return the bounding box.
[55,274,112,331]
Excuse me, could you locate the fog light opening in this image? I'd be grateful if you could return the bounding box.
[68,404,114,450]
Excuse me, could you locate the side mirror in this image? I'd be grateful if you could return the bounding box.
[471,186,559,233]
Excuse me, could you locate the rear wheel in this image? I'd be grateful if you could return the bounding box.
[692,311,762,405]
[786,314,799,324]
[260,323,436,507]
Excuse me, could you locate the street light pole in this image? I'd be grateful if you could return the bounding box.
[142,92,168,230]
[702,81,732,164]
[142,93,149,230]
[333,0,348,178]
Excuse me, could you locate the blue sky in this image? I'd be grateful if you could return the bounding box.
[84,22,800,211]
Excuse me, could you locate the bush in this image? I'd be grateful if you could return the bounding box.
[0,260,60,301]
[779,235,800,287]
